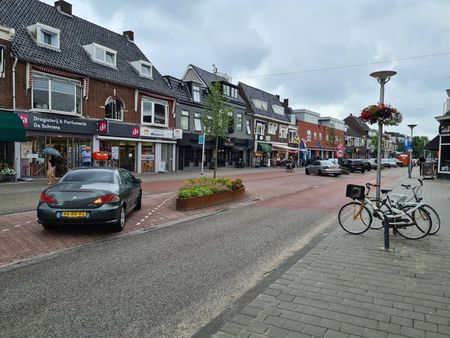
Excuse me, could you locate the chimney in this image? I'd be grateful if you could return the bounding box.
[275,94,280,100]
[123,31,134,41]
[283,98,289,107]
[54,0,72,15]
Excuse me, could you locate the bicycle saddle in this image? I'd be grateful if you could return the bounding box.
[381,189,392,194]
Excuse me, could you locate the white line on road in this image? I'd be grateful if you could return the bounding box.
[1,229,9,232]
[13,225,21,228]
[25,221,31,224]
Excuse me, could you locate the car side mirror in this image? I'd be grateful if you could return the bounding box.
[134,178,142,184]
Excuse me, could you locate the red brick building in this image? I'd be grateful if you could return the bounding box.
[293,109,346,160]
[0,0,178,178]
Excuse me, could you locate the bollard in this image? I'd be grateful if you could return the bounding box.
[383,215,389,250]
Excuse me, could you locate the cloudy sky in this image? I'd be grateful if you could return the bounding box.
[43,0,450,138]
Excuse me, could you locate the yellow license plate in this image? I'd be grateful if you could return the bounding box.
[62,211,88,218]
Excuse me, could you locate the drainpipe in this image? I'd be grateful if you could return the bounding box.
[12,57,21,179]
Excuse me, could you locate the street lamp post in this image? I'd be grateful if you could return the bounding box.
[370,71,397,201]
[408,124,417,178]
[370,70,397,251]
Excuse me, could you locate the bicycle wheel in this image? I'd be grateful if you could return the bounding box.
[396,206,431,240]
[338,201,372,234]
[422,204,441,235]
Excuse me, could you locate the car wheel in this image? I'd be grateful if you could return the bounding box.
[135,192,142,210]
[361,169,365,174]
[42,222,56,230]
[113,205,126,232]
[318,170,322,176]
[334,173,339,177]
[305,169,310,175]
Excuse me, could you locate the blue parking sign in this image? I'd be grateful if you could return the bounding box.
[198,134,205,145]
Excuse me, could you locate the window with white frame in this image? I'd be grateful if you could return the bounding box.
[83,43,116,68]
[279,126,288,138]
[105,97,123,120]
[181,110,189,130]
[289,130,298,143]
[141,97,168,126]
[268,122,278,135]
[246,120,251,134]
[319,133,322,141]
[326,134,329,141]
[236,113,243,131]
[255,121,266,135]
[192,85,201,102]
[313,132,317,140]
[32,73,81,114]
[194,113,202,131]
[230,87,238,98]
[223,84,231,96]
[27,23,60,50]
[0,46,5,78]
[130,60,153,79]
[307,130,311,142]
[252,99,268,111]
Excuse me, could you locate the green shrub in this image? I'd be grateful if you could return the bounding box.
[177,177,244,198]
[340,166,350,175]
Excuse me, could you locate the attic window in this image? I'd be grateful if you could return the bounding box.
[130,60,153,79]
[27,23,60,50]
[83,43,117,68]
[252,99,267,111]
[272,105,284,115]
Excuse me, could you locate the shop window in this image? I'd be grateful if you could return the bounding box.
[141,97,168,126]
[105,97,123,120]
[440,144,450,172]
[181,110,189,130]
[194,113,202,131]
[236,113,243,131]
[32,73,82,114]
[228,112,234,134]
[306,130,311,142]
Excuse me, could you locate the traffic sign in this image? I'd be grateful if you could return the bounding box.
[198,134,205,145]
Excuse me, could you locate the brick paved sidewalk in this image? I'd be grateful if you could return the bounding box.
[211,178,450,338]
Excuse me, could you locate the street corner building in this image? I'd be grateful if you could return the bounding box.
[0,0,180,180]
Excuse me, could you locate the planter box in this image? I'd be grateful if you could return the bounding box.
[176,187,246,211]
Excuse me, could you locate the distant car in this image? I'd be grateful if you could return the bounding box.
[340,159,366,173]
[367,159,377,169]
[382,158,397,168]
[305,160,341,177]
[394,159,405,167]
[358,159,372,172]
[37,167,142,231]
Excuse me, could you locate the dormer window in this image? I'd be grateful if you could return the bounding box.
[192,85,201,102]
[83,43,117,68]
[223,85,238,98]
[252,99,267,111]
[272,105,284,115]
[27,23,60,50]
[130,60,153,79]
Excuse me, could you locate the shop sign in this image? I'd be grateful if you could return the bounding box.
[140,126,174,139]
[98,120,108,135]
[106,121,140,138]
[223,137,234,147]
[158,161,166,173]
[18,111,98,134]
[173,129,183,139]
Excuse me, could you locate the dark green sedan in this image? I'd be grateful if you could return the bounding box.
[37,167,142,231]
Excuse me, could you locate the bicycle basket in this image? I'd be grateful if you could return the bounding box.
[346,184,365,200]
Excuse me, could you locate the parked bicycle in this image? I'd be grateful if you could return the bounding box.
[399,179,441,235]
[338,183,432,240]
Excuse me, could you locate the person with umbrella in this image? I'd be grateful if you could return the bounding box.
[42,148,61,185]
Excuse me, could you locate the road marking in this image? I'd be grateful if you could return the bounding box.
[25,221,31,224]
[144,216,149,219]
[13,225,21,228]
[136,222,141,226]
[1,229,9,232]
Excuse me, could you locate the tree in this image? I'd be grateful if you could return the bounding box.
[201,81,233,179]
[412,136,429,158]
[327,124,339,156]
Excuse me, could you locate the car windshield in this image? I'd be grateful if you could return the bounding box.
[61,170,115,183]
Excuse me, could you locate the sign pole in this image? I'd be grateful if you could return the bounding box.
[200,132,206,175]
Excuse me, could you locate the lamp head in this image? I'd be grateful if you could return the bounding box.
[407,124,417,129]
[370,70,397,82]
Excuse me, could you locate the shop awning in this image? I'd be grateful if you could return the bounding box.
[257,143,272,153]
[425,135,439,151]
[0,111,26,142]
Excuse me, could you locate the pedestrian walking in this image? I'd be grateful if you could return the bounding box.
[47,155,57,185]
[81,146,92,167]
[418,156,425,175]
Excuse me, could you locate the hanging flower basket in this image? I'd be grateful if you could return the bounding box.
[360,103,402,126]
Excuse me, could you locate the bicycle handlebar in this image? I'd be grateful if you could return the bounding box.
[366,183,379,189]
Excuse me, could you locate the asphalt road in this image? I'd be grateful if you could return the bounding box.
[0,169,404,337]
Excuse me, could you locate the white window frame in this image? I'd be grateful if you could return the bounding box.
[231,87,238,98]
[268,122,278,135]
[141,96,169,127]
[252,99,268,111]
[236,113,243,131]
[83,43,117,68]
[246,120,251,135]
[289,130,298,143]
[192,85,201,102]
[313,132,317,140]
[104,97,124,121]
[180,110,189,130]
[307,130,312,142]
[28,23,60,50]
[319,133,322,141]
[255,121,266,135]
[130,60,153,79]
[279,126,288,138]
[223,84,230,96]
[0,46,5,78]
[193,112,202,131]
[31,72,82,115]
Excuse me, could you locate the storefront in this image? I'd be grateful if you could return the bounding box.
[140,126,179,173]
[255,142,272,167]
[17,111,97,178]
[0,111,26,175]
